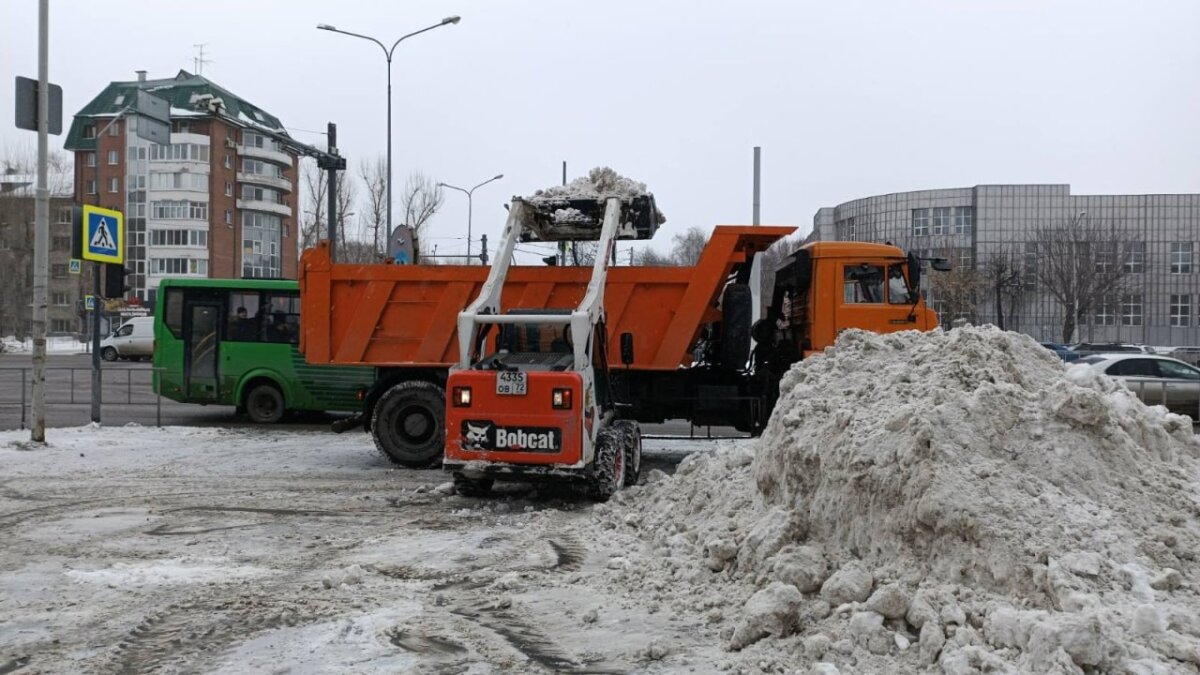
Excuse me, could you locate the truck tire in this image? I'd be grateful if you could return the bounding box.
[101,347,118,362]
[587,425,626,502]
[245,383,285,424]
[614,419,641,487]
[721,284,752,370]
[371,380,445,469]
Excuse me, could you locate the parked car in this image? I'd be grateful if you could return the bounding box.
[1070,342,1153,357]
[1079,354,1200,419]
[1169,346,1200,367]
[1040,342,1081,362]
[99,316,154,361]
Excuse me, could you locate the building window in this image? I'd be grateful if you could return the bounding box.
[1023,241,1038,289]
[51,319,73,333]
[85,180,97,195]
[1094,294,1116,326]
[838,217,856,239]
[1170,242,1193,274]
[1170,295,1192,327]
[1120,294,1143,326]
[1093,241,1116,274]
[108,122,119,136]
[51,292,69,306]
[242,211,283,278]
[51,264,67,279]
[108,177,119,193]
[241,185,281,204]
[149,143,210,162]
[85,152,97,167]
[952,207,973,235]
[912,209,930,236]
[282,224,289,238]
[149,172,207,191]
[224,154,232,169]
[225,181,233,197]
[83,124,96,138]
[176,121,190,134]
[930,207,951,235]
[225,209,233,224]
[150,229,208,247]
[150,200,208,220]
[107,150,119,165]
[1124,242,1145,273]
[150,257,209,276]
[52,235,71,251]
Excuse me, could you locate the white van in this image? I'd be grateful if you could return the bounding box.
[100,316,155,361]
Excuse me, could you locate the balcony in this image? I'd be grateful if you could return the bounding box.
[237,144,293,167]
[237,171,293,193]
[237,198,292,217]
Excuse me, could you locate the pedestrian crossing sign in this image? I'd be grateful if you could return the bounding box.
[81,205,123,264]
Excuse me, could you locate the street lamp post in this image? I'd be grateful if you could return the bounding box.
[317,16,460,238]
[439,175,503,263]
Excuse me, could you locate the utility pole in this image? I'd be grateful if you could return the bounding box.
[559,161,568,265]
[30,0,50,442]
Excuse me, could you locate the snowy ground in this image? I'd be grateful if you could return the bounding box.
[0,425,738,674]
[1,336,89,355]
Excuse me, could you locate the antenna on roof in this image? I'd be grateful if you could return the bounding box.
[192,43,213,75]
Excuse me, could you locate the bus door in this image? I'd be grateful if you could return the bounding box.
[183,301,222,402]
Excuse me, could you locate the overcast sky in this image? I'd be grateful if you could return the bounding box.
[3,0,1199,261]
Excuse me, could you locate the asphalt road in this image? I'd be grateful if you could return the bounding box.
[0,353,744,438]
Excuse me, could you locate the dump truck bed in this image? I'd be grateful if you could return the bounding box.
[299,225,794,370]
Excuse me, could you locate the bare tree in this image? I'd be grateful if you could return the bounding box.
[358,157,387,257]
[635,246,675,265]
[300,160,356,254]
[930,264,984,323]
[1034,215,1132,343]
[979,248,1026,331]
[670,227,708,266]
[399,172,444,260]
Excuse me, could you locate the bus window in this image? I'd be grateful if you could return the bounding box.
[164,289,184,338]
[262,293,300,344]
[228,292,261,342]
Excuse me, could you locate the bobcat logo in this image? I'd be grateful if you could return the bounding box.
[464,421,492,448]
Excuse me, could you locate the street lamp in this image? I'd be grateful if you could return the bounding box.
[439,174,503,263]
[317,16,460,240]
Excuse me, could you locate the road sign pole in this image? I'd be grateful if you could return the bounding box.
[91,263,102,423]
[30,0,50,443]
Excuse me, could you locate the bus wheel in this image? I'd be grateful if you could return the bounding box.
[371,381,445,469]
[245,384,285,424]
[101,347,118,362]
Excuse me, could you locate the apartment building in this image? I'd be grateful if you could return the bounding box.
[0,171,80,336]
[64,70,301,308]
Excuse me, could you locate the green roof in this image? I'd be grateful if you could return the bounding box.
[64,70,289,151]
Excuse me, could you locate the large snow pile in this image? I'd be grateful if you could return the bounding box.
[590,326,1200,673]
[532,166,650,201]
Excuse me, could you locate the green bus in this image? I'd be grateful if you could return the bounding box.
[152,278,375,422]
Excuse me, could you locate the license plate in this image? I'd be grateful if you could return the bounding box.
[496,371,527,396]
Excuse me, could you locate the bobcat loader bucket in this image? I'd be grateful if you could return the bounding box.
[516,194,662,242]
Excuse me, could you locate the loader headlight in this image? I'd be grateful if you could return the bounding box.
[453,386,472,407]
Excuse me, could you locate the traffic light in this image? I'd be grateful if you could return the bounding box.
[103,264,128,299]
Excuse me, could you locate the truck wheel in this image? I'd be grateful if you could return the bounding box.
[587,426,625,502]
[453,474,494,497]
[371,380,445,469]
[615,420,641,487]
[245,384,285,424]
[721,284,752,370]
[101,347,118,362]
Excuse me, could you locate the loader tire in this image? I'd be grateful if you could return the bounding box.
[587,425,626,502]
[371,380,445,469]
[721,284,752,370]
[614,419,642,487]
[453,474,494,498]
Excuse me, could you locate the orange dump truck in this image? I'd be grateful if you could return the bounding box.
[299,228,940,467]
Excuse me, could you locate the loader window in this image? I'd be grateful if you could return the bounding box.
[504,323,571,354]
[843,264,884,304]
